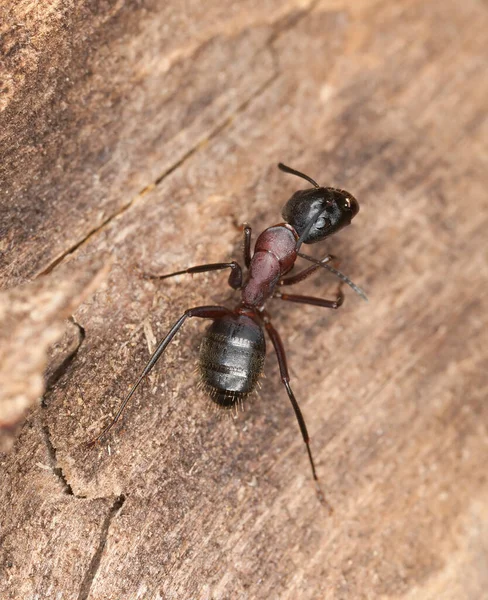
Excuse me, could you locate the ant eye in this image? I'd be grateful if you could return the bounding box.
[315,216,327,229]
[338,192,359,217]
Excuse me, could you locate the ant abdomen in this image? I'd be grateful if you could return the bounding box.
[199,314,266,408]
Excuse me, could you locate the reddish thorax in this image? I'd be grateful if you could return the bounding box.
[241,224,298,308]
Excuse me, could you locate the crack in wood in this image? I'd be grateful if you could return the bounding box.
[40,318,87,497]
[43,318,86,394]
[32,2,320,281]
[267,0,319,46]
[35,68,280,280]
[40,422,84,498]
[77,495,126,600]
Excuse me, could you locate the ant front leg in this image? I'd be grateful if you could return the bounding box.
[263,317,333,513]
[88,305,232,446]
[242,223,252,269]
[279,255,338,286]
[297,252,368,301]
[143,261,243,290]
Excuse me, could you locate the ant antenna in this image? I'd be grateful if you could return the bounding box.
[278,163,320,189]
[297,252,368,301]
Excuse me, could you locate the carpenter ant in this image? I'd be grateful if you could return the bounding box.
[89,163,367,508]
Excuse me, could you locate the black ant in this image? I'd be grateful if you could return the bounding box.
[89,163,367,508]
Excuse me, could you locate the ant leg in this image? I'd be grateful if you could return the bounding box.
[297,252,368,301]
[273,287,344,309]
[88,305,232,445]
[263,318,332,512]
[143,261,242,290]
[279,255,338,286]
[243,223,252,268]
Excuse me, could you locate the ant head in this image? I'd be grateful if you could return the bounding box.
[278,163,359,244]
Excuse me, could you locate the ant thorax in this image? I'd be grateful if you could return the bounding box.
[241,224,298,308]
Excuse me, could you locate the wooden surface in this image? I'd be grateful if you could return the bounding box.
[1,1,487,598]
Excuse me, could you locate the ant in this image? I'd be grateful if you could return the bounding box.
[89,163,367,508]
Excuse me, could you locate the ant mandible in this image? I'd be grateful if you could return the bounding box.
[89,163,367,508]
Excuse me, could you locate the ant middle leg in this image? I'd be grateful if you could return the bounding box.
[273,286,344,309]
[88,305,232,446]
[143,261,243,290]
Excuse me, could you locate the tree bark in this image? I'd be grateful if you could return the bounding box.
[1,1,487,598]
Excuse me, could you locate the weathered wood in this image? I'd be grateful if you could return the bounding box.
[0,0,278,286]
[0,256,109,451]
[1,0,487,599]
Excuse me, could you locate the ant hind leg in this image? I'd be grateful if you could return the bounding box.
[263,317,333,513]
[88,305,232,446]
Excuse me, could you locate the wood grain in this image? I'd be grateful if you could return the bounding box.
[1,0,487,598]
[0,256,109,451]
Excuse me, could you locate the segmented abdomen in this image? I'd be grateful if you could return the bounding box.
[199,314,266,408]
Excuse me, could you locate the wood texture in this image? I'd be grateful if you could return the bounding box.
[1,0,487,598]
[0,256,109,451]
